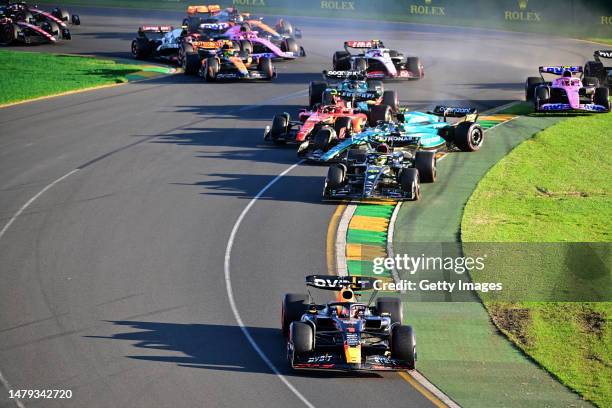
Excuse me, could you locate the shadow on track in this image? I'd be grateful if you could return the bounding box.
[87,320,383,378]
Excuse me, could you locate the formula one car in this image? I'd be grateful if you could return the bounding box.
[196,40,275,81]
[332,40,423,81]
[525,66,610,113]
[283,275,416,371]
[263,104,370,158]
[181,5,304,59]
[0,6,70,44]
[323,146,423,201]
[131,25,183,62]
[3,1,79,26]
[584,50,612,89]
[310,70,399,119]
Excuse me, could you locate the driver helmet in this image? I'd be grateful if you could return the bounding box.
[221,42,235,57]
[562,70,572,78]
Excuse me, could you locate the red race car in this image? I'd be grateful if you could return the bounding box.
[264,104,384,161]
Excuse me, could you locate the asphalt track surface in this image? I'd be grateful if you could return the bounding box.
[0,7,604,408]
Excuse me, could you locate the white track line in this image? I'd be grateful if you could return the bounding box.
[0,169,79,408]
[223,160,315,408]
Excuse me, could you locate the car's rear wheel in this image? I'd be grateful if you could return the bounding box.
[333,51,351,70]
[239,40,252,54]
[584,61,606,84]
[314,127,337,151]
[131,39,150,60]
[594,87,610,111]
[333,116,353,139]
[414,151,436,183]
[290,322,314,353]
[71,14,80,25]
[377,297,403,324]
[282,293,308,336]
[326,164,346,189]
[454,122,484,152]
[535,86,550,112]
[525,76,544,101]
[391,325,416,369]
[400,168,420,201]
[382,90,399,112]
[582,76,599,88]
[368,104,392,126]
[0,23,17,46]
[181,44,200,74]
[309,81,328,109]
[405,57,422,78]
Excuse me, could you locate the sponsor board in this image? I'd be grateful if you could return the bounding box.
[504,0,541,22]
[320,1,355,10]
[408,0,446,16]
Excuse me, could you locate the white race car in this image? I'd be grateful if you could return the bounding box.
[333,40,423,81]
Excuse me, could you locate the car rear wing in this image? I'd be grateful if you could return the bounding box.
[199,22,231,31]
[431,106,478,120]
[138,25,173,34]
[190,39,230,49]
[322,70,367,80]
[306,275,380,291]
[344,40,382,49]
[187,4,221,14]
[594,50,612,62]
[539,66,582,75]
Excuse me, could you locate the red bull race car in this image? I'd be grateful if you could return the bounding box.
[332,40,423,81]
[282,275,416,371]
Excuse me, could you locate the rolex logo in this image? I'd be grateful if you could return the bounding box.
[518,0,528,10]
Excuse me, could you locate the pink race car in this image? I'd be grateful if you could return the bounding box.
[525,66,610,113]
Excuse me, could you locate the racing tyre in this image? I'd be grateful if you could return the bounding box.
[204,57,219,82]
[239,40,253,54]
[405,57,422,79]
[44,21,60,37]
[353,57,368,71]
[71,14,80,25]
[584,61,606,84]
[258,57,275,79]
[368,105,392,127]
[326,164,346,189]
[52,8,69,22]
[333,51,351,70]
[270,114,289,145]
[0,23,17,46]
[333,117,353,139]
[391,325,416,369]
[525,76,544,101]
[582,76,599,88]
[454,122,484,152]
[377,297,403,325]
[535,86,550,112]
[382,90,399,112]
[594,87,610,111]
[400,168,420,201]
[290,322,314,354]
[321,90,334,106]
[309,81,328,109]
[281,37,299,55]
[181,44,200,75]
[314,127,337,151]
[282,293,308,336]
[131,39,151,60]
[414,151,436,183]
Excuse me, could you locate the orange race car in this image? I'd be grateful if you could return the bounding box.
[192,40,276,81]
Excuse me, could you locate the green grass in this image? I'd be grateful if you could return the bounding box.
[586,38,612,45]
[462,112,612,407]
[0,50,144,104]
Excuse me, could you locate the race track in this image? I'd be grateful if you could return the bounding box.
[0,7,602,408]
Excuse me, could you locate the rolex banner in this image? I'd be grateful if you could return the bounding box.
[221,0,611,37]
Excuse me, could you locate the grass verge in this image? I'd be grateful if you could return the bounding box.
[462,111,612,407]
[0,50,144,105]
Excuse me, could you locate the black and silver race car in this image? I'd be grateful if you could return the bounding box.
[322,144,429,201]
[283,275,416,371]
[584,50,612,89]
[131,25,184,62]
